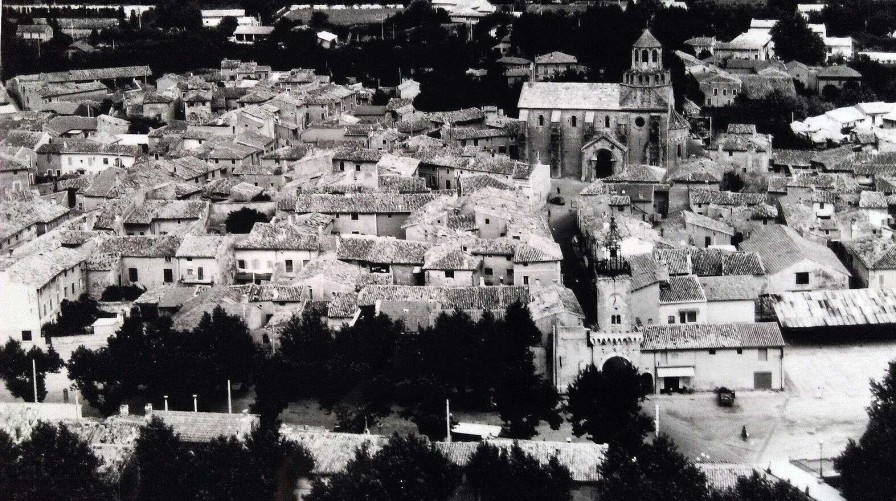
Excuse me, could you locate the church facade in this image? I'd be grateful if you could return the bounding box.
[517,30,689,180]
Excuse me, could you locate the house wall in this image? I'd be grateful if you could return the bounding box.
[687,224,733,248]
[513,261,561,286]
[86,269,116,299]
[657,301,707,326]
[332,213,377,235]
[425,269,476,286]
[300,276,352,302]
[669,183,718,216]
[765,259,849,294]
[473,211,510,239]
[630,284,660,327]
[120,256,176,289]
[479,255,514,285]
[375,213,407,239]
[642,346,784,392]
[705,299,755,324]
[391,264,419,285]
[178,256,232,285]
[150,218,203,236]
[235,249,318,280]
[60,152,137,175]
[0,263,87,349]
[864,207,890,228]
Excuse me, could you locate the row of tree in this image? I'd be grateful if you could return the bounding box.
[1,416,817,501]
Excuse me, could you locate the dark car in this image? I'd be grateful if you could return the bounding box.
[716,387,736,407]
[549,196,566,205]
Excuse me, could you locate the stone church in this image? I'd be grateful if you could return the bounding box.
[517,29,689,180]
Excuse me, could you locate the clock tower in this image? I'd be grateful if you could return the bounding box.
[595,217,632,333]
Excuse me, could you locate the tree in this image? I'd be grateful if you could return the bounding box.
[493,302,562,438]
[306,434,461,501]
[309,12,330,30]
[565,362,651,447]
[835,360,896,501]
[770,14,825,65]
[225,207,270,234]
[2,422,113,501]
[597,435,712,501]
[721,171,746,192]
[153,0,201,30]
[0,340,64,402]
[711,472,810,500]
[132,418,200,500]
[42,294,113,338]
[217,16,239,38]
[466,442,573,501]
[278,311,334,397]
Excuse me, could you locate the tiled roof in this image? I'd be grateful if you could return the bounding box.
[633,29,661,48]
[327,291,359,318]
[0,199,69,240]
[859,190,888,209]
[423,245,481,270]
[658,275,706,303]
[535,51,578,64]
[518,82,621,110]
[234,221,320,251]
[700,464,762,490]
[773,288,896,328]
[698,275,763,301]
[332,147,383,163]
[528,283,585,319]
[292,193,438,214]
[683,211,735,235]
[817,64,861,79]
[124,200,208,225]
[1,246,84,287]
[337,236,430,264]
[739,224,850,276]
[356,285,529,310]
[690,189,766,206]
[175,235,231,258]
[772,149,814,166]
[293,254,361,285]
[429,107,485,124]
[844,236,896,270]
[89,235,182,269]
[604,164,666,183]
[147,410,258,443]
[642,322,784,350]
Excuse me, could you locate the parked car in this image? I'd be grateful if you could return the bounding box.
[716,387,736,407]
[549,196,566,205]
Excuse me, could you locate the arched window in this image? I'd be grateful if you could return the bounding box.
[677,143,683,158]
[641,49,649,64]
[605,116,610,128]
[652,50,658,62]
[638,75,644,84]
[538,115,544,126]
[571,116,577,127]
[635,50,640,62]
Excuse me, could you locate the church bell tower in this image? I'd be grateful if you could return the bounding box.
[595,217,632,333]
[622,29,672,90]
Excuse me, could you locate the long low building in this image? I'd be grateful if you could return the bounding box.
[640,322,785,393]
[772,288,896,335]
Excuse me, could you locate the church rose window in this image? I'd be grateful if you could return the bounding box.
[635,117,646,127]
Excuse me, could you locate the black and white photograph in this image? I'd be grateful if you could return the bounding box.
[0,0,894,498]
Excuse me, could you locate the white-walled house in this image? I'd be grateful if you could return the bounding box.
[175,235,235,286]
[739,224,850,293]
[641,323,785,393]
[844,236,896,289]
[0,247,86,348]
[233,220,322,283]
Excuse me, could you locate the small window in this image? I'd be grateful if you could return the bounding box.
[668,315,675,324]
[22,330,32,342]
[128,268,138,282]
[709,349,716,355]
[687,311,697,322]
[351,213,359,220]
[795,272,810,285]
[285,260,294,273]
[238,260,246,269]
[538,115,544,126]
[635,116,646,127]
[445,270,455,278]
[484,267,493,275]
[163,269,173,283]
[571,116,577,127]
[523,276,529,285]
[485,218,490,224]
[737,348,743,355]
[758,348,768,361]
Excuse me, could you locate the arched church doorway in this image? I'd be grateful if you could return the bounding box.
[595,148,615,178]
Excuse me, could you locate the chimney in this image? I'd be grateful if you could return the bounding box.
[144,403,153,416]
[119,404,129,416]
[656,258,670,282]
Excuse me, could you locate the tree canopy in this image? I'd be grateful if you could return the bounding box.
[835,359,896,501]
[597,435,712,501]
[466,442,573,501]
[770,14,826,66]
[0,340,64,402]
[130,417,314,501]
[565,362,651,447]
[0,422,113,501]
[711,472,810,501]
[306,433,461,501]
[225,208,271,234]
[68,307,259,415]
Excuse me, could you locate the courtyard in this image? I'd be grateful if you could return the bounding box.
[657,339,896,463]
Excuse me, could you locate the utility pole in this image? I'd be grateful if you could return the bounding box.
[445,399,451,443]
[227,379,232,414]
[193,394,198,412]
[164,395,169,411]
[654,403,659,437]
[32,358,38,403]
[818,441,824,480]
